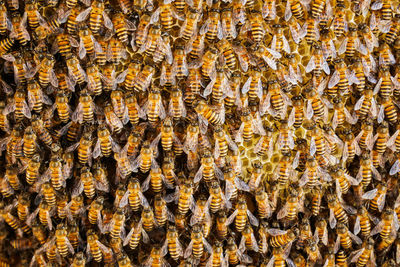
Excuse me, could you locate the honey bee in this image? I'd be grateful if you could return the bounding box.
[351,238,376,267]
[306,44,330,76]
[3,89,31,121]
[235,108,265,143]
[239,224,259,252]
[168,88,186,119]
[132,139,158,173]
[66,55,87,85]
[179,8,200,41]
[93,124,119,158]
[277,187,303,221]
[201,47,219,78]
[354,206,373,238]
[357,153,381,187]
[133,64,155,92]
[154,32,173,64]
[184,224,212,259]
[371,208,400,241]
[193,99,223,129]
[71,252,86,267]
[252,44,282,71]
[77,26,100,59]
[76,0,113,33]
[10,13,30,46]
[123,218,150,250]
[162,225,183,261]
[227,196,259,232]
[335,222,362,252]
[87,229,111,262]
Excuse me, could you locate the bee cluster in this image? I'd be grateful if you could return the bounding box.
[1,0,400,266]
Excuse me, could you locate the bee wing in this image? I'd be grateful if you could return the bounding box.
[284,0,292,21]
[277,204,288,220]
[184,240,193,258]
[102,12,113,30]
[305,56,315,73]
[348,230,362,245]
[72,181,84,197]
[23,101,32,118]
[246,210,259,226]
[362,188,378,199]
[241,76,252,94]
[76,7,92,22]
[226,209,238,225]
[338,37,348,55]
[328,70,340,88]
[329,209,337,229]
[217,20,224,40]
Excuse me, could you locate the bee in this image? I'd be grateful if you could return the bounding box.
[10,13,30,46]
[166,179,194,216]
[200,8,223,42]
[237,224,258,253]
[66,55,87,85]
[167,88,186,120]
[32,222,46,245]
[354,206,372,238]
[109,208,125,240]
[355,87,378,119]
[0,101,9,133]
[87,229,110,262]
[66,195,84,219]
[170,43,189,81]
[212,211,227,240]
[112,12,135,44]
[0,36,13,55]
[378,43,396,66]
[328,59,360,96]
[227,196,259,232]
[0,2,10,35]
[124,218,150,250]
[55,223,74,257]
[371,0,393,20]
[201,47,219,78]
[332,166,358,196]
[2,53,27,86]
[336,222,362,251]
[71,252,86,267]
[357,152,381,187]
[371,208,400,244]
[306,44,330,76]
[21,126,37,158]
[242,68,263,103]
[141,206,156,232]
[338,25,363,58]
[162,225,183,261]
[252,44,282,70]
[332,3,348,37]
[193,99,223,128]
[209,180,230,213]
[277,187,303,221]
[186,34,206,61]
[179,8,200,41]
[133,64,155,92]
[327,194,349,228]
[135,12,152,49]
[53,92,71,124]
[184,224,212,259]
[3,89,31,122]
[66,221,79,250]
[379,96,398,124]
[88,196,104,225]
[123,60,142,91]
[312,218,328,247]
[132,139,159,174]
[331,97,357,130]
[77,26,98,59]
[350,238,376,267]
[246,161,265,191]
[235,108,265,143]
[76,0,113,34]
[117,253,134,267]
[192,149,221,183]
